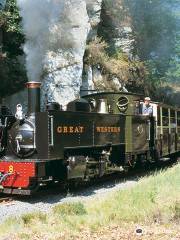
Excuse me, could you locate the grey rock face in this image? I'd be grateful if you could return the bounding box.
[81,0,103,95]
[99,1,134,55]
[16,0,90,109]
[86,0,103,40]
[6,1,90,110]
[7,0,102,110]
[41,1,90,108]
[113,26,134,56]
[83,0,134,92]
[42,51,85,108]
[81,65,95,96]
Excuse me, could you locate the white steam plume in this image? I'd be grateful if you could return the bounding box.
[17,0,90,106]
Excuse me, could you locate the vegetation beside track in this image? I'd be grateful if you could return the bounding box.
[0,163,179,240]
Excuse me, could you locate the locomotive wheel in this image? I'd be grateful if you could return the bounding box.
[27,180,39,191]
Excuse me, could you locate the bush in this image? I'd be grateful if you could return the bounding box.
[85,37,147,91]
[21,212,47,225]
[53,202,87,216]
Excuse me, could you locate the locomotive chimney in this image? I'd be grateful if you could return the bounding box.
[26,82,41,114]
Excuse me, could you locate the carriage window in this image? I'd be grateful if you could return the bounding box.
[162,108,169,126]
[177,111,180,126]
[157,106,161,125]
[170,110,176,124]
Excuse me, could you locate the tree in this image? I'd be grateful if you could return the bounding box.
[126,0,178,97]
[0,0,27,98]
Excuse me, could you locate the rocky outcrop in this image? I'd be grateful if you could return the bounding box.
[98,0,134,55]
[40,1,90,108]
[86,0,103,40]
[7,0,90,110]
[6,0,179,110]
[82,0,134,93]
[81,0,103,95]
[5,0,133,109]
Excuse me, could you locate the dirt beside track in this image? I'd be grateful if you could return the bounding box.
[5,224,180,240]
[72,224,180,240]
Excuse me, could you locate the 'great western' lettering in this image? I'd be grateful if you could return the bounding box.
[57,126,84,134]
[96,127,120,133]
[57,126,120,134]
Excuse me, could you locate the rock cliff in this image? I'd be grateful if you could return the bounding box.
[5,0,179,111]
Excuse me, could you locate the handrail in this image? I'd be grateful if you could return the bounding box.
[49,116,54,147]
[0,173,13,184]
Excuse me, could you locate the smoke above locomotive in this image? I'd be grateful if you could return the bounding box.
[17,0,90,107]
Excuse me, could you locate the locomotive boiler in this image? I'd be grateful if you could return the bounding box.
[0,82,179,195]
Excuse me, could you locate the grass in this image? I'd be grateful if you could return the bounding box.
[21,212,47,225]
[0,163,179,239]
[53,202,87,216]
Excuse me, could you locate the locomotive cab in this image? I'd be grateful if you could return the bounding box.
[83,92,160,166]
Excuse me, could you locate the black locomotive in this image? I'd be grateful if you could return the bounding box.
[0,82,179,195]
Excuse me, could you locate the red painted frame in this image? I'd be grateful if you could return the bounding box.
[0,162,36,188]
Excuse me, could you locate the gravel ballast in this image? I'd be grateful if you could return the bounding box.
[0,177,138,223]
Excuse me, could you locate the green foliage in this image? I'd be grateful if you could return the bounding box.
[98,0,179,96]
[21,212,47,225]
[53,202,87,216]
[0,0,22,33]
[126,0,178,95]
[171,201,180,221]
[0,0,26,98]
[0,55,27,97]
[165,35,180,83]
[143,59,167,96]
[0,0,179,99]
[87,164,180,225]
[85,37,109,67]
[127,0,177,60]
[0,0,24,55]
[85,37,147,91]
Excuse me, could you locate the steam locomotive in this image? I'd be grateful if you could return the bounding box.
[0,82,179,195]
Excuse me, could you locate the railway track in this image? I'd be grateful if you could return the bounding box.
[0,160,178,224]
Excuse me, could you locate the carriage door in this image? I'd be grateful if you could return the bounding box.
[169,109,176,153]
[149,103,158,152]
[156,106,162,156]
[177,111,180,151]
